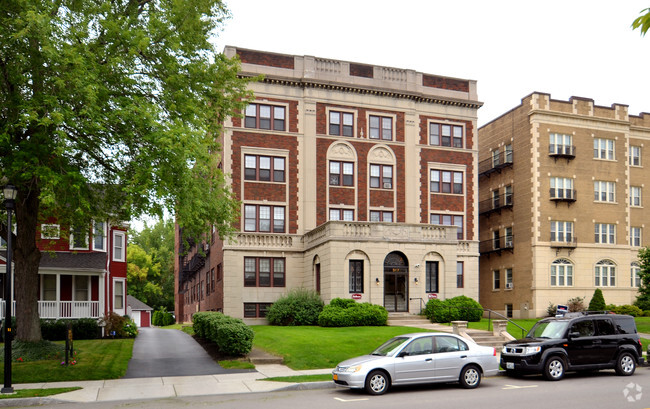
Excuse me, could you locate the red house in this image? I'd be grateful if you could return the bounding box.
[0,220,128,320]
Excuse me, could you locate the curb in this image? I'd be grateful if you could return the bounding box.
[278,381,337,391]
[0,397,59,408]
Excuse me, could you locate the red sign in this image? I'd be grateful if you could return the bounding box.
[351,294,362,300]
[428,293,438,299]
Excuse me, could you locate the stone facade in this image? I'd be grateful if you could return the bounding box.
[478,93,650,318]
[175,47,481,323]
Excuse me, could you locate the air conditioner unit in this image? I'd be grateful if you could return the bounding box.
[505,283,514,289]
[383,182,392,189]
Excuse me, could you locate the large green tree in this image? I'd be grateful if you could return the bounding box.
[635,247,650,310]
[0,0,251,342]
[127,219,175,311]
[633,7,650,35]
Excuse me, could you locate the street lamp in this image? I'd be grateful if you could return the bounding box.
[2,185,17,394]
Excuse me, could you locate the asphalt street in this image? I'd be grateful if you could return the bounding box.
[123,327,250,378]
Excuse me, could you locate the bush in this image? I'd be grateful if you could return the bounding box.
[588,289,606,312]
[567,297,585,312]
[152,308,174,326]
[611,305,643,317]
[72,318,101,340]
[266,288,324,326]
[192,312,254,356]
[317,299,388,327]
[424,296,483,323]
[634,294,650,311]
[40,319,100,341]
[100,312,137,338]
[547,302,557,317]
[40,320,68,341]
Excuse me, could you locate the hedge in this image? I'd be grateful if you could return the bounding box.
[424,295,483,323]
[152,309,175,326]
[266,288,324,326]
[192,311,254,356]
[318,299,388,327]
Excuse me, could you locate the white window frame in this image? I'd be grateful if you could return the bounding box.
[493,270,500,290]
[550,177,574,199]
[632,262,641,287]
[551,221,574,243]
[595,260,616,287]
[551,258,574,287]
[92,221,107,252]
[41,224,60,240]
[595,223,616,244]
[113,279,125,312]
[630,145,642,166]
[73,275,90,301]
[630,186,642,207]
[593,138,615,160]
[631,227,642,247]
[112,230,126,262]
[69,225,89,250]
[550,133,573,155]
[594,181,616,203]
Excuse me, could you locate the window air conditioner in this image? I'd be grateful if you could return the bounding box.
[505,283,514,289]
[383,182,392,189]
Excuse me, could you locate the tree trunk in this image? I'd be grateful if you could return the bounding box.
[14,185,42,342]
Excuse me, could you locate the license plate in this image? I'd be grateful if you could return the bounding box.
[506,362,514,369]
[333,374,338,381]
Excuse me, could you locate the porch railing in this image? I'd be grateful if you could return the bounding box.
[1,300,100,319]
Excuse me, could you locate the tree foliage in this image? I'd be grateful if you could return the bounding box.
[635,247,650,310]
[127,219,175,311]
[0,0,253,341]
[633,8,650,36]
[588,288,606,311]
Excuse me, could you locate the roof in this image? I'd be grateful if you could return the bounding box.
[1,251,107,271]
[127,295,153,311]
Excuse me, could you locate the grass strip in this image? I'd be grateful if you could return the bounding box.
[218,360,255,370]
[0,387,81,399]
[262,374,332,383]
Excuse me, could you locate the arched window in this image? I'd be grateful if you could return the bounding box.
[595,260,616,287]
[631,262,641,288]
[550,258,573,286]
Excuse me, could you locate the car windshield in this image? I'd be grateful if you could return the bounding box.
[527,321,569,339]
[371,337,410,356]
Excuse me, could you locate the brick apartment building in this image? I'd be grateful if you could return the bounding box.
[174,47,482,323]
[478,93,650,318]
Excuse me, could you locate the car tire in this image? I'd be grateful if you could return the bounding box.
[615,352,636,376]
[543,356,565,381]
[459,365,481,389]
[365,370,390,395]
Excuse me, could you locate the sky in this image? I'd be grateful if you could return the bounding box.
[213,0,650,127]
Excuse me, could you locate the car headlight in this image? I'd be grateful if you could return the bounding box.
[524,346,541,355]
[340,365,362,373]
[501,346,508,354]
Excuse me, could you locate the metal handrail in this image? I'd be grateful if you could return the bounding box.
[431,305,527,338]
[409,297,426,315]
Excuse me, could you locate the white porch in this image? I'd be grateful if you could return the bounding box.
[0,300,100,319]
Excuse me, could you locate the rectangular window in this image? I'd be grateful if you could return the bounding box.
[112,231,126,262]
[593,138,615,160]
[42,274,57,301]
[41,224,60,240]
[505,268,513,288]
[429,123,463,147]
[370,211,393,222]
[114,280,124,309]
[456,262,464,288]
[551,261,574,287]
[550,133,573,155]
[329,208,354,221]
[594,181,616,203]
[425,261,439,293]
[329,111,354,136]
[505,185,513,205]
[550,177,574,199]
[93,221,107,251]
[74,275,89,301]
[244,103,285,131]
[493,270,500,289]
[244,155,285,182]
[70,225,89,250]
[632,264,641,287]
[595,223,616,244]
[551,221,573,243]
[244,303,273,318]
[370,164,393,189]
[630,145,642,166]
[631,186,642,207]
[243,257,285,287]
[349,260,364,293]
[329,161,354,186]
[430,170,464,194]
[369,115,393,140]
[243,204,285,233]
[631,227,642,247]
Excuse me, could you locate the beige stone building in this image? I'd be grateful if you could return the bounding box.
[478,93,650,318]
[174,47,482,323]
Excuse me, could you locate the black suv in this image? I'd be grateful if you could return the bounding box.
[501,313,644,381]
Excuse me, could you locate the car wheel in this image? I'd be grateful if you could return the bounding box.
[543,356,565,381]
[365,370,390,395]
[459,365,481,389]
[615,352,636,376]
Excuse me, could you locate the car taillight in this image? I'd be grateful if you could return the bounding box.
[493,348,497,356]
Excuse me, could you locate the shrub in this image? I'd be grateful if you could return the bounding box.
[317,300,388,327]
[40,319,101,341]
[266,288,324,326]
[547,302,557,317]
[588,289,606,312]
[612,305,643,317]
[192,312,254,356]
[152,308,174,326]
[567,297,585,312]
[40,320,68,341]
[424,296,483,323]
[72,318,101,340]
[634,295,650,311]
[100,312,137,338]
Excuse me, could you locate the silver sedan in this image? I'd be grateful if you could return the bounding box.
[332,332,499,395]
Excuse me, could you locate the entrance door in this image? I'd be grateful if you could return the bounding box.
[384,252,409,312]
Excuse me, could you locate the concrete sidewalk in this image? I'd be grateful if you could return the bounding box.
[3,364,335,406]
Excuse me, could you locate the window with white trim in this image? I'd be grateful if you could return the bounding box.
[551,221,574,243]
[329,161,354,186]
[369,115,393,140]
[93,221,107,251]
[42,274,57,301]
[505,268,513,288]
[244,155,285,182]
[631,186,642,207]
[112,231,126,262]
[631,262,641,287]
[551,258,573,286]
[493,270,500,289]
[244,257,285,287]
[74,275,89,301]
[595,223,616,244]
[430,169,463,194]
[370,164,393,189]
[594,181,616,203]
[244,204,285,233]
[245,103,286,131]
[370,210,393,222]
[41,224,60,240]
[70,225,89,250]
[630,145,642,166]
[329,208,354,221]
[593,138,614,160]
[550,133,573,155]
[550,177,574,199]
[631,227,642,247]
[595,260,616,287]
[429,123,464,148]
[114,280,124,309]
[329,111,354,136]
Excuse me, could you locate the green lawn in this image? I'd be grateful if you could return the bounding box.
[634,317,650,334]
[252,325,429,370]
[0,339,134,383]
[438,318,539,338]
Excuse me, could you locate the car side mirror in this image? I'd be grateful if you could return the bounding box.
[568,331,580,339]
[397,351,408,358]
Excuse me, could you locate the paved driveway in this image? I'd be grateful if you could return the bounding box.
[124,327,250,378]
